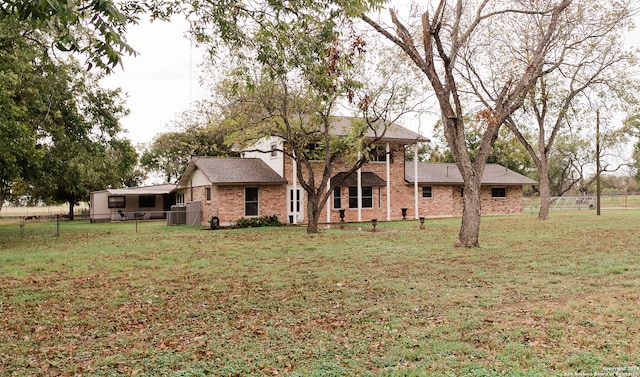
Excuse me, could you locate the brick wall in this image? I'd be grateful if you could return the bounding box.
[185,147,525,226]
[414,185,524,217]
[197,184,287,226]
[282,145,525,222]
[480,186,524,215]
[283,144,418,222]
[416,185,460,217]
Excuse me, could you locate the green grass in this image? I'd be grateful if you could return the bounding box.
[1,211,640,376]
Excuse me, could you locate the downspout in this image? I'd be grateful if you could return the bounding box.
[414,145,419,219]
[386,142,391,221]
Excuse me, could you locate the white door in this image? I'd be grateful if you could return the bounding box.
[287,186,304,223]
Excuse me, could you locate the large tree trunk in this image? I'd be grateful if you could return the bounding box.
[444,113,489,248]
[456,171,483,248]
[305,191,320,234]
[537,156,551,220]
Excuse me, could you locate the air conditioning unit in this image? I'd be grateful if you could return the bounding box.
[167,205,186,226]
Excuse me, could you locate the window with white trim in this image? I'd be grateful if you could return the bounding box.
[333,187,342,209]
[349,186,373,208]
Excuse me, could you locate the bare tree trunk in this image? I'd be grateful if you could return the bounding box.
[305,191,320,233]
[445,113,490,248]
[537,155,551,220]
[362,1,572,248]
[456,177,482,248]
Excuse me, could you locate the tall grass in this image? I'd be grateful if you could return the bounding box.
[1,211,639,376]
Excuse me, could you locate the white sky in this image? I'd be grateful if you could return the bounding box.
[101,18,206,146]
[102,13,640,148]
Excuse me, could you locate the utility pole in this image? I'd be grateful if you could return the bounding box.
[596,109,601,216]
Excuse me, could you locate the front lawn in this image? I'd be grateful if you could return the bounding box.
[1,211,639,376]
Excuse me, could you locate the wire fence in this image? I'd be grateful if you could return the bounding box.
[524,193,640,212]
[0,209,209,241]
[0,215,74,240]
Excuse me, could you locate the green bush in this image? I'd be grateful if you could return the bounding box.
[234,215,283,228]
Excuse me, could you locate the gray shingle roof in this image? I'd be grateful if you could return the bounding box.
[405,162,537,186]
[329,117,429,143]
[181,158,288,186]
[332,171,386,186]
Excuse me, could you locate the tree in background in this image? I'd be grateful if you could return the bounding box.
[0,18,140,216]
[0,19,43,211]
[1,1,142,216]
[362,0,573,247]
[25,64,142,219]
[591,174,640,195]
[140,105,237,183]
[504,0,638,220]
[540,115,632,199]
[545,135,590,197]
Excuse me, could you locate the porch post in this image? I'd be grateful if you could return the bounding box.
[357,150,362,222]
[292,156,297,224]
[414,145,419,219]
[386,142,391,221]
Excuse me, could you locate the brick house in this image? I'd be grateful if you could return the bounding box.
[406,162,537,217]
[175,158,288,224]
[175,119,536,226]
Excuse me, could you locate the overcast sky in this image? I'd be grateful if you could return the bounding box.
[102,13,640,148]
[101,18,206,146]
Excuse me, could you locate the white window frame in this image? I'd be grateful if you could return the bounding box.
[349,186,373,209]
[333,186,342,209]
